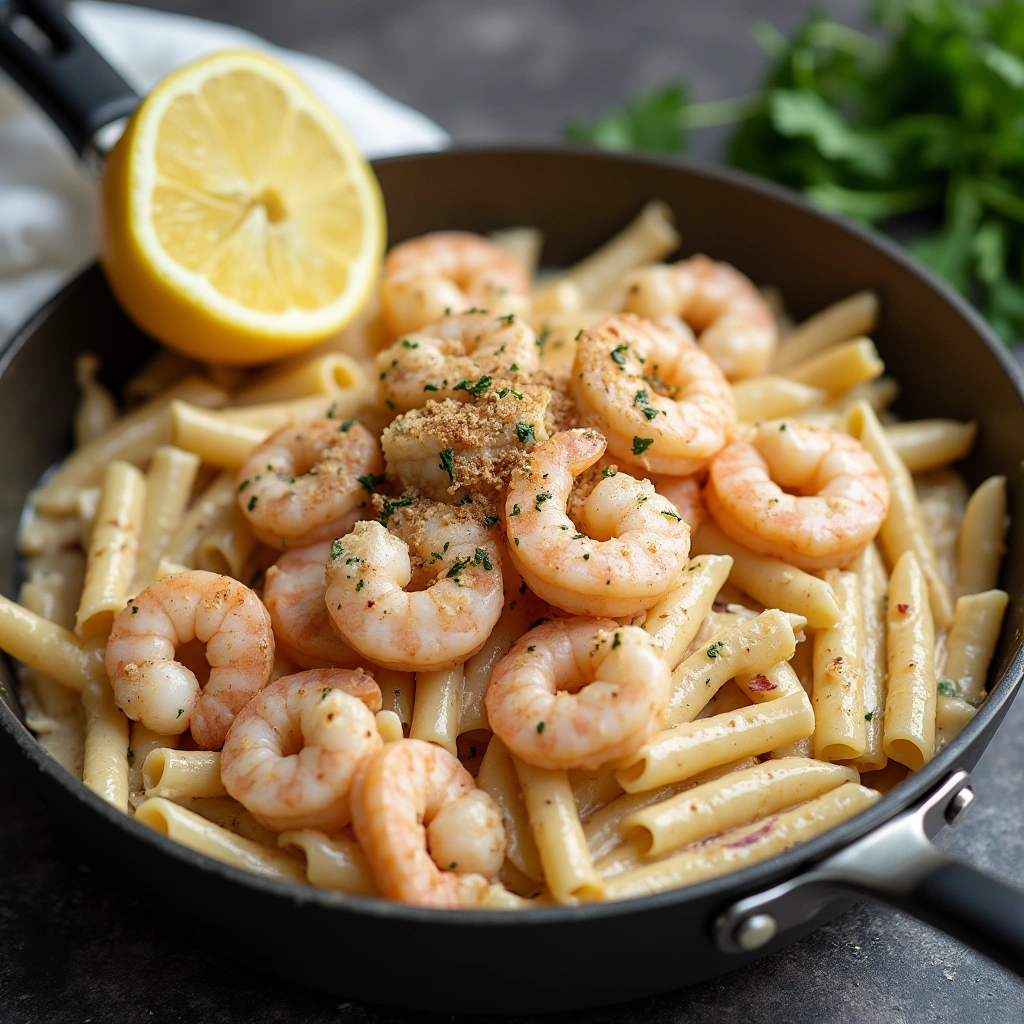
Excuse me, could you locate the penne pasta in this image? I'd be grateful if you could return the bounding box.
[128,722,179,802]
[941,589,1008,705]
[596,783,880,901]
[811,570,866,761]
[772,290,879,371]
[622,756,858,858]
[544,200,679,307]
[162,471,237,569]
[477,736,544,882]
[935,695,977,751]
[75,461,146,639]
[848,543,888,771]
[278,829,379,895]
[375,710,404,743]
[0,594,107,692]
[230,352,366,407]
[616,690,814,793]
[73,353,119,448]
[32,376,225,515]
[409,665,463,755]
[640,554,732,670]
[131,446,202,591]
[377,668,415,733]
[781,337,883,395]
[731,375,826,421]
[489,226,544,278]
[195,502,256,578]
[171,400,267,468]
[81,678,130,812]
[885,419,976,474]
[123,350,196,405]
[883,552,937,771]
[691,522,840,627]
[136,798,306,882]
[665,609,796,728]
[513,757,605,904]
[848,400,954,628]
[957,476,1007,596]
[142,748,226,800]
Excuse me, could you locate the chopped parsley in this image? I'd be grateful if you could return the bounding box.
[583,552,591,560]
[612,632,622,649]
[515,422,536,445]
[331,539,344,560]
[610,343,629,365]
[527,645,537,652]
[864,710,875,721]
[379,496,415,526]
[238,479,251,492]
[340,420,354,432]
[536,721,546,734]
[177,708,184,718]
[632,436,654,456]
[633,389,660,420]
[535,492,553,511]
[355,579,365,592]
[484,515,499,529]
[535,328,549,356]
[937,679,962,698]
[474,548,494,570]
[131,606,138,615]
[510,362,520,372]
[321,687,332,701]
[602,465,617,478]
[498,313,516,324]
[452,374,493,399]
[423,383,440,392]
[706,640,725,659]
[510,503,521,516]
[660,510,682,521]
[438,447,456,482]
[400,338,419,349]
[357,473,385,494]
[247,495,258,511]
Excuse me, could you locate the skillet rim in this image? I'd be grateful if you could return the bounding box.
[1,143,1023,929]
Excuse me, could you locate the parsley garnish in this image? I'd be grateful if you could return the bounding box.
[484,515,499,529]
[612,632,622,649]
[510,503,521,516]
[515,422,536,445]
[602,465,617,478]
[864,710,875,721]
[400,338,419,348]
[331,539,344,560]
[438,448,456,482]
[632,436,654,456]
[610,343,628,365]
[423,383,440,392]
[660,510,682,521]
[536,721,546,734]
[707,640,725,658]
[379,496,415,526]
[535,492,553,511]
[340,420,354,432]
[131,605,138,615]
[238,479,251,492]
[248,495,258,511]
[937,679,962,698]
[356,579,364,591]
[177,708,184,718]
[535,328,549,356]
[357,473,385,494]
[452,375,493,399]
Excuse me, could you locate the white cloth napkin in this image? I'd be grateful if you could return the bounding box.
[0,1,448,343]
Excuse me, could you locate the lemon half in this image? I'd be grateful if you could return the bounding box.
[100,50,386,365]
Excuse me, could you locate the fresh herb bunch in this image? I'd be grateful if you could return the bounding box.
[565,1,1024,343]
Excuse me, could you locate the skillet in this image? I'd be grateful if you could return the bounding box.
[1,0,1024,1012]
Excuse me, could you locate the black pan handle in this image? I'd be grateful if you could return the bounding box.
[0,0,138,158]
[715,771,1024,976]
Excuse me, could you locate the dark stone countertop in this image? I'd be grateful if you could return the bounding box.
[2,1,1024,1021]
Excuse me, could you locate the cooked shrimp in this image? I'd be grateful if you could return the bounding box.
[376,312,539,413]
[220,668,382,832]
[105,570,274,749]
[706,419,890,571]
[381,387,550,503]
[488,618,670,772]
[236,419,382,548]
[571,314,735,475]
[350,738,506,907]
[504,429,690,617]
[651,473,705,532]
[381,232,530,335]
[263,541,362,669]
[622,255,777,379]
[325,498,503,671]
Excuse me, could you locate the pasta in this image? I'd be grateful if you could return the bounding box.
[3,209,1010,912]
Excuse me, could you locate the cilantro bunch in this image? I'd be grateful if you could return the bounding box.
[564,0,1024,343]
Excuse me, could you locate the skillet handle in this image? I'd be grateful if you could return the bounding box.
[0,0,138,159]
[904,858,1024,972]
[715,771,1024,977]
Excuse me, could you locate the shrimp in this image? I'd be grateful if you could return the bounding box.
[571,314,736,476]
[350,738,506,907]
[220,668,382,832]
[705,419,890,571]
[236,419,382,548]
[381,231,530,336]
[504,429,690,617]
[381,387,551,503]
[325,497,503,672]
[263,541,362,669]
[485,618,671,771]
[622,255,777,379]
[651,473,705,532]
[105,570,274,749]
[376,312,539,413]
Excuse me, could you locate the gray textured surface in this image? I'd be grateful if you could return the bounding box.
[2,1,1023,1021]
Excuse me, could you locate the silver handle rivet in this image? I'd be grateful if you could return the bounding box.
[945,786,974,827]
[735,913,777,951]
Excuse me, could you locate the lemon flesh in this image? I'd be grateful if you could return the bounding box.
[100,51,385,365]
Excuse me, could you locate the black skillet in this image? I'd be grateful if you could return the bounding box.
[1,0,1024,1013]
